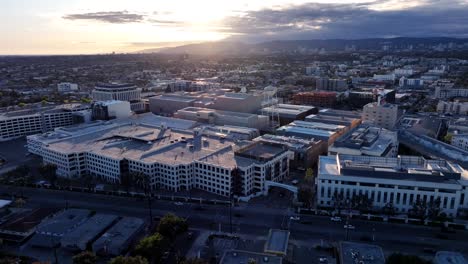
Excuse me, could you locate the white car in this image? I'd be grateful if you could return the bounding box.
[330,216,342,222]
[174,202,184,206]
[344,224,355,229]
[290,216,300,221]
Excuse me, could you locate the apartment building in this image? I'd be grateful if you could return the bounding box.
[27,119,290,198]
[362,102,400,130]
[317,155,468,217]
[92,83,144,112]
[437,100,468,115]
[0,104,90,142]
[316,78,347,91]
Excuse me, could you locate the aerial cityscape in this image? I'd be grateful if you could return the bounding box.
[1,0,468,264]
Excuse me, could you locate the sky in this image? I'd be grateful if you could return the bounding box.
[1,0,468,55]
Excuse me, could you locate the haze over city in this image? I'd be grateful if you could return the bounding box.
[2,0,468,54]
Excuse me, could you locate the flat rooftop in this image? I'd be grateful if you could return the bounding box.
[220,250,282,264]
[92,217,144,255]
[264,229,290,256]
[319,155,467,183]
[261,104,316,117]
[150,94,197,102]
[434,251,468,264]
[339,242,385,264]
[0,103,89,119]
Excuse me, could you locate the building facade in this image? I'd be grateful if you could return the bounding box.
[362,102,400,130]
[317,155,468,217]
[92,83,144,112]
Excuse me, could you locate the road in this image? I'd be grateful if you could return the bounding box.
[2,185,468,257]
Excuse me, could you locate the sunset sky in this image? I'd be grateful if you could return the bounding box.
[1,0,467,55]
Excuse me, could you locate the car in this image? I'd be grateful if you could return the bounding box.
[330,216,342,222]
[174,202,184,206]
[290,216,300,221]
[36,180,51,188]
[344,224,355,229]
[318,257,328,263]
[291,180,299,185]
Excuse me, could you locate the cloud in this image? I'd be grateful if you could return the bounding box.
[63,11,145,24]
[222,0,468,42]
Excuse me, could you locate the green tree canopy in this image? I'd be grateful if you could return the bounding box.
[72,251,97,264]
[108,256,148,264]
[157,213,188,240]
[134,233,168,262]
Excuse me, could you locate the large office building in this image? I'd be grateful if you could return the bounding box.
[91,100,132,121]
[27,118,291,198]
[362,102,400,130]
[305,109,362,129]
[57,82,79,93]
[399,77,424,88]
[0,104,90,142]
[174,107,269,130]
[317,155,468,216]
[328,124,398,157]
[92,83,144,112]
[149,94,197,115]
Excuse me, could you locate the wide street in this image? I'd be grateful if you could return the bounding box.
[2,185,468,257]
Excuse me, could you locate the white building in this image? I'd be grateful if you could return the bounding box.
[435,87,468,99]
[362,102,400,130]
[57,82,79,93]
[328,124,398,157]
[394,68,414,77]
[316,78,347,91]
[399,77,424,88]
[92,100,132,120]
[0,104,90,142]
[92,83,144,112]
[451,134,468,151]
[27,119,291,198]
[372,74,395,82]
[317,155,468,217]
[437,101,468,115]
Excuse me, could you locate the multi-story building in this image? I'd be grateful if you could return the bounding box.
[27,119,291,198]
[174,107,269,130]
[0,104,90,142]
[437,101,468,115]
[92,83,144,112]
[435,87,468,99]
[292,92,337,107]
[260,104,318,126]
[57,82,79,93]
[317,155,468,217]
[373,74,395,82]
[399,77,424,88]
[91,100,132,121]
[328,124,398,157]
[451,134,468,151]
[316,78,347,91]
[276,121,347,146]
[362,102,400,130]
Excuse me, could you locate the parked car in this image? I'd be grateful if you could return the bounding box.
[290,216,300,221]
[174,202,184,206]
[330,216,342,222]
[344,224,355,229]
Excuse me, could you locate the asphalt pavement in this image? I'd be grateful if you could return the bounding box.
[2,185,468,258]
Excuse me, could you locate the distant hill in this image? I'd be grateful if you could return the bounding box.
[138,37,468,55]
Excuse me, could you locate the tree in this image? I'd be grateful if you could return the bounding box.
[134,172,153,224]
[38,164,58,185]
[304,168,314,183]
[134,233,168,262]
[298,186,313,208]
[410,198,427,221]
[108,256,148,264]
[157,213,188,240]
[382,202,396,216]
[248,258,257,264]
[332,191,345,215]
[177,258,209,264]
[443,133,453,143]
[82,173,96,191]
[72,251,97,264]
[427,197,442,221]
[387,253,429,264]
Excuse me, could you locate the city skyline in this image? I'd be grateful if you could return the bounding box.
[2,0,468,55]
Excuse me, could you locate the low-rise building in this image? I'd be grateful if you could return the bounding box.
[339,242,385,264]
[92,217,144,256]
[276,121,347,146]
[174,107,269,130]
[452,134,468,151]
[317,155,468,216]
[292,91,337,107]
[57,82,79,93]
[260,104,317,126]
[328,124,398,157]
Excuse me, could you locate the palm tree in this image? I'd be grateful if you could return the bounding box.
[133,171,153,225]
[332,191,345,215]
